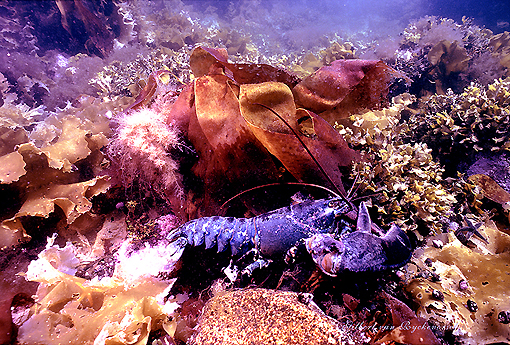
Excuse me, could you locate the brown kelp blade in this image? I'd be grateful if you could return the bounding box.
[190,46,301,88]
[239,81,360,195]
[293,59,405,124]
[187,74,281,217]
[125,70,171,112]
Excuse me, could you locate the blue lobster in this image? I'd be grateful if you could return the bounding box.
[166,198,412,277]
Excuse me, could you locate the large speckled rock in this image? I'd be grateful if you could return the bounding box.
[190,288,346,345]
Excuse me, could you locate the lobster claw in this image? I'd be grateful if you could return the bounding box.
[305,202,412,276]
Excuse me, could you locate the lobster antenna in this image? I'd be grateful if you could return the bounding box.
[253,103,351,206]
[220,182,342,211]
[347,173,368,201]
[349,191,384,202]
[346,173,360,200]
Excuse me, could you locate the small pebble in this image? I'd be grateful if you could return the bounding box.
[430,272,441,282]
[432,240,444,248]
[467,299,478,312]
[424,258,433,267]
[459,280,469,291]
[395,270,405,280]
[432,289,444,301]
[342,294,360,311]
[498,311,510,324]
[298,292,314,305]
[448,221,460,232]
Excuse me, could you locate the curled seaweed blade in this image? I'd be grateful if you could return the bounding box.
[293,60,405,124]
[190,46,300,88]
[239,81,360,195]
[125,70,172,112]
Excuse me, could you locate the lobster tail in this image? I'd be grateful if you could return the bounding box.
[167,216,257,256]
[229,219,257,256]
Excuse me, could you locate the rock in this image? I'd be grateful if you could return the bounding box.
[190,288,345,345]
[465,152,510,193]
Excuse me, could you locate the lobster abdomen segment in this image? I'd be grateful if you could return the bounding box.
[174,216,257,256]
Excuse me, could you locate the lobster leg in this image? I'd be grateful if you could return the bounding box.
[241,258,273,277]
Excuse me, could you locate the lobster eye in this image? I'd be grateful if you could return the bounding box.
[328,199,342,208]
[328,199,351,216]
